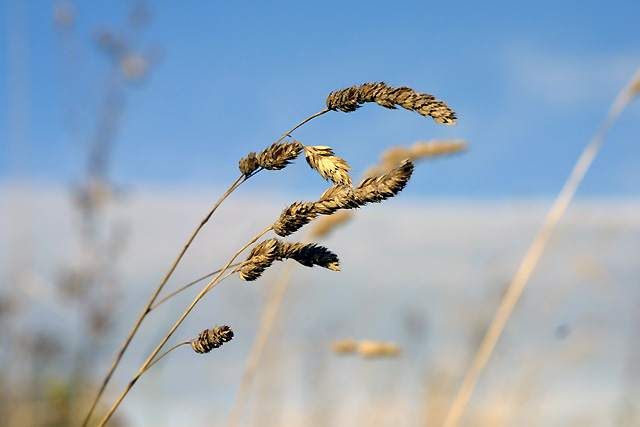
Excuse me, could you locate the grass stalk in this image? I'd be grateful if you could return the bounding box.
[85,108,331,426]
[82,174,246,426]
[443,68,640,427]
[97,226,272,427]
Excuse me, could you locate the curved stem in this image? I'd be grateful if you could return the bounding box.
[274,109,330,145]
[149,262,243,311]
[89,108,330,426]
[98,226,273,427]
[140,341,190,375]
[442,68,640,427]
[82,174,246,426]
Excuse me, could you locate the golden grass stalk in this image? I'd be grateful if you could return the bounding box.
[442,67,640,427]
[95,82,455,426]
[85,107,334,426]
[326,82,457,125]
[82,174,246,426]
[137,326,234,376]
[97,226,272,427]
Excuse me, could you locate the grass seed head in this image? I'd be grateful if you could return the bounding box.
[191,325,234,354]
[303,145,353,186]
[326,82,457,125]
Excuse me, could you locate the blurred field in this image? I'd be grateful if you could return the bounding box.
[2,185,639,425]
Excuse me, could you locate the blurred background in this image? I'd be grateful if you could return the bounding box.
[1,0,639,425]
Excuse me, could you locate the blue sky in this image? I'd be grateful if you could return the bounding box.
[2,0,639,198]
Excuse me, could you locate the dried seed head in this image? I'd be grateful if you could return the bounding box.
[191,325,234,354]
[331,339,402,357]
[313,159,414,214]
[272,201,318,237]
[257,141,303,170]
[352,158,414,204]
[273,160,413,236]
[326,82,457,125]
[239,152,260,176]
[238,141,303,177]
[277,242,341,271]
[239,238,340,281]
[303,145,353,186]
[356,341,402,358]
[238,239,280,281]
[331,339,358,354]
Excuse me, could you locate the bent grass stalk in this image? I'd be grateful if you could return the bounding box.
[442,67,640,427]
[85,109,333,426]
[82,174,245,426]
[97,227,272,427]
[92,83,456,425]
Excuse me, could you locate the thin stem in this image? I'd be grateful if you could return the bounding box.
[82,174,246,427]
[442,69,640,427]
[88,108,330,426]
[149,262,243,311]
[98,226,273,427]
[140,341,190,375]
[274,109,330,145]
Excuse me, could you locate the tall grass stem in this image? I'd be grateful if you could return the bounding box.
[443,67,640,427]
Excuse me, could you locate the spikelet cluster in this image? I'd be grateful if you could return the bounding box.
[191,325,234,354]
[303,145,353,186]
[273,159,414,237]
[331,339,402,358]
[239,239,340,281]
[326,82,457,125]
[239,141,303,176]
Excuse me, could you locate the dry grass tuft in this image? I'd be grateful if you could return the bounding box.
[326,82,457,125]
[239,239,340,281]
[191,326,234,354]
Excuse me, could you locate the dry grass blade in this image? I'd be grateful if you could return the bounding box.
[303,145,353,186]
[326,82,457,125]
[443,67,640,427]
